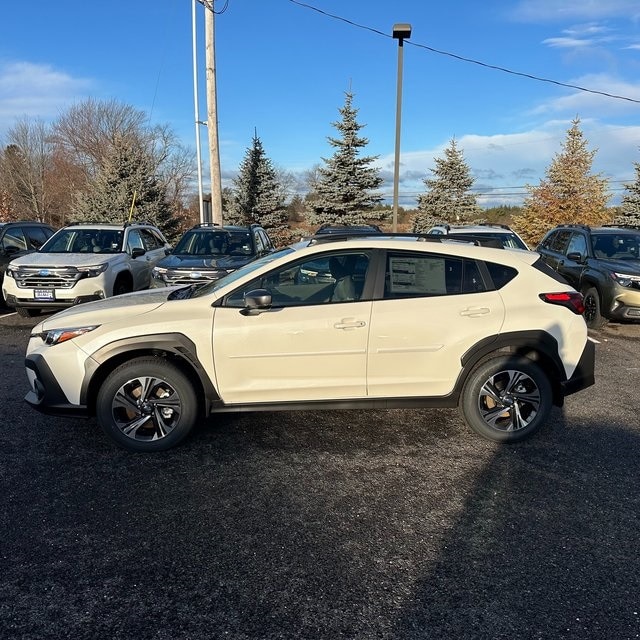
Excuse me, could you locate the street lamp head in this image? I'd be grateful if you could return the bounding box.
[392,23,412,40]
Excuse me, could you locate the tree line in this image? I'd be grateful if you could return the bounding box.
[2,93,640,247]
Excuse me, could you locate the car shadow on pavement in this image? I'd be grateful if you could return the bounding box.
[391,411,640,639]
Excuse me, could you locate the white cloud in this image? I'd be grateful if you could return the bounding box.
[529,74,640,116]
[510,0,640,22]
[543,37,595,48]
[0,61,92,135]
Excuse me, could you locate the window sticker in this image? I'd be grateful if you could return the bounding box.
[388,256,446,294]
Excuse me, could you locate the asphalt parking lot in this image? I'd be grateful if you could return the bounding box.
[1,308,639,640]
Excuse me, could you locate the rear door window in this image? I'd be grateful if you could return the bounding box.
[383,252,487,298]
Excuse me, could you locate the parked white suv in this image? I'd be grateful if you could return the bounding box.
[3,222,171,317]
[24,233,594,452]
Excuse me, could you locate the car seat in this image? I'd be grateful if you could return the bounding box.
[329,256,357,302]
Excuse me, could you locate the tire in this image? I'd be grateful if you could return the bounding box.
[113,276,132,297]
[582,286,606,330]
[16,307,40,318]
[460,356,553,443]
[96,357,199,452]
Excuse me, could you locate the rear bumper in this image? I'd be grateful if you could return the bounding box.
[561,338,595,397]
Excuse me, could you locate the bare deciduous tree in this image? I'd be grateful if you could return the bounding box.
[51,98,148,177]
[0,118,54,223]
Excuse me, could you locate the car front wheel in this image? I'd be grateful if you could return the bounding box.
[460,356,553,443]
[96,357,199,452]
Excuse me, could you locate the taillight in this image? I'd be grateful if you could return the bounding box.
[539,292,585,315]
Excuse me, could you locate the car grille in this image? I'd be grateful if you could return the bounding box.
[12,266,82,289]
[164,269,230,285]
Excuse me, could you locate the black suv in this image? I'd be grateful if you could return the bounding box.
[536,224,640,328]
[0,220,55,304]
[151,222,274,287]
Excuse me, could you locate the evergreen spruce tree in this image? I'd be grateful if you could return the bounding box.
[72,135,180,241]
[413,138,481,233]
[515,118,610,245]
[613,160,640,226]
[307,91,383,225]
[227,132,288,231]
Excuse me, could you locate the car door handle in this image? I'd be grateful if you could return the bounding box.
[334,319,366,330]
[459,307,490,317]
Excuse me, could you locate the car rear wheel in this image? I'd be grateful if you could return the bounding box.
[460,356,553,443]
[582,287,605,329]
[96,357,199,452]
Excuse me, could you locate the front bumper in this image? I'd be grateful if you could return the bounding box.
[24,354,89,417]
[5,293,103,311]
[605,286,640,322]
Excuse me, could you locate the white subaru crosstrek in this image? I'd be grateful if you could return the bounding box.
[24,233,595,452]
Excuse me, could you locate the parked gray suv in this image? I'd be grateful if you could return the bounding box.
[536,224,640,328]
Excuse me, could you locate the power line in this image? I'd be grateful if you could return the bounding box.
[196,0,230,14]
[288,0,640,106]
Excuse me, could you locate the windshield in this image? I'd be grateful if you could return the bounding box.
[591,233,640,260]
[173,230,254,257]
[41,229,123,254]
[448,232,527,250]
[189,247,295,298]
[487,232,528,250]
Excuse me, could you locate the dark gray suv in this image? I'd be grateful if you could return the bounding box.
[0,220,55,305]
[151,223,274,287]
[536,224,640,328]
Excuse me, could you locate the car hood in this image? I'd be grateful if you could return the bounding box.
[593,257,640,274]
[37,288,170,330]
[158,254,250,270]
[9,252,117,267]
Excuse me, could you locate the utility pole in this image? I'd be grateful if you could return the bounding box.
[204,1,223,225]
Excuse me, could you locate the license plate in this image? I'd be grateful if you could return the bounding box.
[34,289,55,301]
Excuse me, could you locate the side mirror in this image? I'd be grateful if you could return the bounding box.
[567,251,585,263]
[4,246,20,256]
[131,247,146,259]
[241,288,272,316]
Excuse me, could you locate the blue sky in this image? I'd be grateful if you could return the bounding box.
[2,0,640,207]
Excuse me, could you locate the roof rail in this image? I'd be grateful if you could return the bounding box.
[307,232,485,246]
[478,222,511,230]
[191,222,221,229]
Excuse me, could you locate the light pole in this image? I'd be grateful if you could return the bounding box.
[192,0,205,224]
[392,23,411,233]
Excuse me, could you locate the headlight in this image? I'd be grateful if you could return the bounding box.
[31,325,100,345]
[5,265,16,279]
[152,266,170,282]
[611,272,640,287]
[77,264,108,278]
